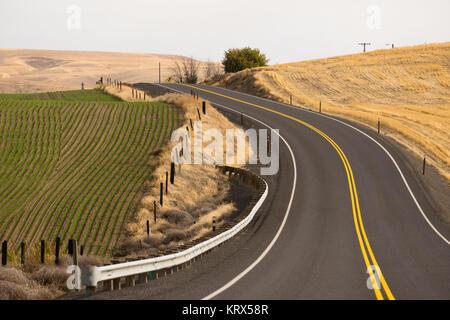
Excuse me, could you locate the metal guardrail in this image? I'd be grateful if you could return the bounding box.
[81,176,268,289]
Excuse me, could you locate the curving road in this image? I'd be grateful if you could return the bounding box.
[84,83,450,300]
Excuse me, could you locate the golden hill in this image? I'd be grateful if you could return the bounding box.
[210,43,450,180]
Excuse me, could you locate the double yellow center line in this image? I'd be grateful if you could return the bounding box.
[180,83,395,300]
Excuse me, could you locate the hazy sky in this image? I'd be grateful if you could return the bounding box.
[1,0,449,64]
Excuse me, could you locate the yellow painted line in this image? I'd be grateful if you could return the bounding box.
[180,83,395,300]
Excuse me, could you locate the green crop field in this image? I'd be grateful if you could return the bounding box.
[0,91,178,256]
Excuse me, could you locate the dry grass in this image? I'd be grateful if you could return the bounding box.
[115,93,254,258]
[210,42,450,180]
[0,242,106,300]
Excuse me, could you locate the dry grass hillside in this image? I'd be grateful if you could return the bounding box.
[210,42,450,180]
[0,49,218,93]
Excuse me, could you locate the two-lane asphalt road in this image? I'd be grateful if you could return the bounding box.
[85,83,449,300]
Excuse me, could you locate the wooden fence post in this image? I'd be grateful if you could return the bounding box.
[73,240,78,266]
[165,171,168,194]
[21,242,25,265]
[41,240,45,264]
[68,239,74,255]
[423,154,426,175]
[170,162,175,184]
[153,201,157,223]
[1,241,7,266]
[55,237,60,264]
[147,220,150,237]
[160,182,163,206]
[202,101,206,114]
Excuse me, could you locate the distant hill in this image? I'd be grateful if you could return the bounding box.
[0,48,216,93]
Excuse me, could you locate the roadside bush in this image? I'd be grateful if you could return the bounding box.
[222,47,268,73]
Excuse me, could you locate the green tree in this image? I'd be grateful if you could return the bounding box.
[222,47,268,73]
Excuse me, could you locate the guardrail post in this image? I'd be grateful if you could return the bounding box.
[212,216,216,232]
[126,276,136,287]
[55,237,60,264]
[40,240,45,264]
[113,278,121,290]
[104,280,113,291]
[21,242,25,265]
[138,273,148,284]
[1,241,7,266]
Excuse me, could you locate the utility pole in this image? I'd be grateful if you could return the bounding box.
[358,42,371,53]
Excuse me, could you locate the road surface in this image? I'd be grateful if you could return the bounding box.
[82,83,450,300]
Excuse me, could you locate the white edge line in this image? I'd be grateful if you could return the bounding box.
[200,84,450,246]
[155,83,298,300]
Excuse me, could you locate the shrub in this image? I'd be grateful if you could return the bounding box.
[222,47,268,73]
